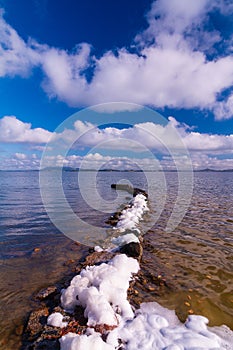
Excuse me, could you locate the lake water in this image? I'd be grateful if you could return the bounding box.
[0,170,232,349]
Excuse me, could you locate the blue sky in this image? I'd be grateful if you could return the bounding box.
[0,0,233,170]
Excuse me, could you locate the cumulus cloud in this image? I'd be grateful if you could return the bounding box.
[161,153,233,170]
[23,116,230,171]
[11,152,158,171]
[183,130,233,152]
[41,43,92,105]
[135,0,221,50]
[0,2,233,118]
[213,94,233,120]
[1,150,232,171]
[0,152,40,170]
[14,152,27,160]
[1,115,233,157]
[1,123,233,170]
[49,117,233,155]
[0,116,52,143]
[0,11,40,77]
[190,153,233,170]
[50,118,183,153]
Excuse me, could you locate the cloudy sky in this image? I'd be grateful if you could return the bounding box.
[0,0,233,170]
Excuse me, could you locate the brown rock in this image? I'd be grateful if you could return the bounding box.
[105,211,121,226]
[94,323,118,334]
[119,242,143,259]
[60,321,85,337]
[39,325,63,340]
[34,286,58,301]
[25,307,49,339]
[83,251,117,267]
[133,188,148,199]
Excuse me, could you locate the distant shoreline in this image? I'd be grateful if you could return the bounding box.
[1,168,233,172]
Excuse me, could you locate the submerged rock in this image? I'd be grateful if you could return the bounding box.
[34,286,58,301]
[105,211,121,226]
[23,338,60,350]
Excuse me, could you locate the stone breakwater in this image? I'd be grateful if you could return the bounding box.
[21,186,233,350]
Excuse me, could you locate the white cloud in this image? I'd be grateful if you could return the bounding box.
[30,116,232,171]
[183,131,233,152]
[36,152,160,171]
[30,145,51,151]
[1,115,232,157]
[41,43,92,105]
[52,117,233,154]
[0,12,40,77]
[0,2,233,118]
[213,94,233,120]
[90,102,142,113]
[190,153,233,170]
[0,152,40,170]
[14,152,27,160]
[0,116,52,143]
[2,113,232,154]
[161,153,233,170]
[135,0,221,50]
[1,114,233,171]
[1,150,232,171]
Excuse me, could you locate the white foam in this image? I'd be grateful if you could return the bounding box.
[59,253,233,350]
[61,254,139,327]
[60,302,233,350]
[111,233,139,246]
[47,312,68,328]
[60,331,114,350]
[115,194,148,233]
[107,302,233,350]
[94,245,103,252]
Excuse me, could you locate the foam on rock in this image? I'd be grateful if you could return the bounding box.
[44,192,233,350]
[111,233,139,246]
[60,330,114,350]
[47,312,68,328]
[115,193,148,233]
[59,253,233,350]
[107,302,233,350]
[60,301,233,350]
[61,254,139,327]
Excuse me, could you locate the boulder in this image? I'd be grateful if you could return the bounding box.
[119,242,142,259]
[34,286,58,301]
[25,307,49,339]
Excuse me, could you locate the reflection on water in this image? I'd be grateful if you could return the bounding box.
[0,170,232,348]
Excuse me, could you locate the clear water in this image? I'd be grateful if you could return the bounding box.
[0,170,232,348]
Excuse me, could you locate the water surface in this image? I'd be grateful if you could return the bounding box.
[0,170,232,348]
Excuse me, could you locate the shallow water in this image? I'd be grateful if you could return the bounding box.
[0,234,89,349]
[0,170,232,348]
[142,171,233,328]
